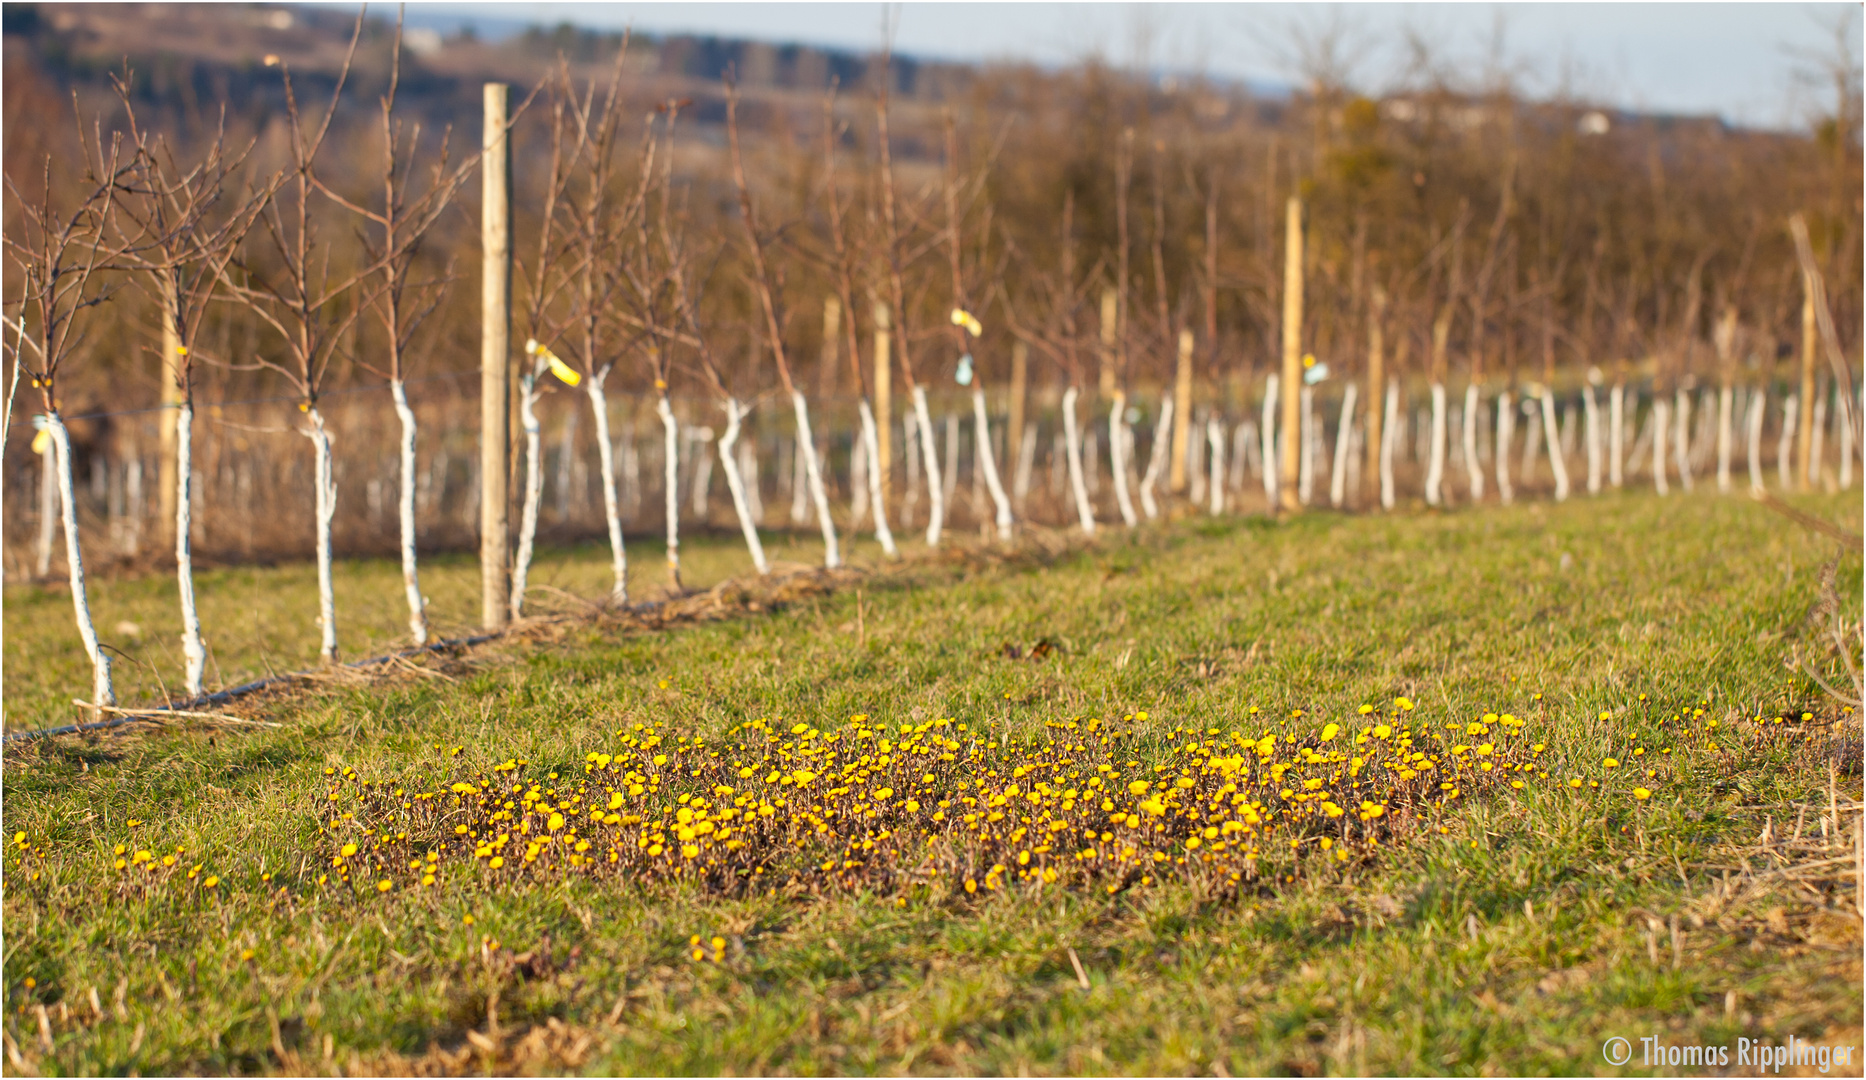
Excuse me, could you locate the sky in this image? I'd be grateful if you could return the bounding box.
[402,2,1861,130]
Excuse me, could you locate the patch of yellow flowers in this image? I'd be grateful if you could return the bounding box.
[22,700,1831,902]
[307,704,1564,898]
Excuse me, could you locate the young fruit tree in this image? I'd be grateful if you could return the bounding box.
[108,84,271,695]
[518,47,646,608]
[1002,191,1097,536]
[875,65,947,547]
[819,87,897,557]
[220,25,373,663]
[3,126,138,712]
[941,113,1013,541]
[727,81,838,569]
[315,14,482,640]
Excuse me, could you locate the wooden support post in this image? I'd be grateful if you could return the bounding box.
[1365,287,1386,496]
[1279,196,1303,510]
[1798,286,1816,490]
[480,83,512,631]
[873,299,892,506]
[818,294,841,399]
[1099,286,1118,400]
[1008,339,1028,468]
[1171,329,1194,492]
[156,277,182,541]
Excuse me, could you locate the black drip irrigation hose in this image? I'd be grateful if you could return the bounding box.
[3,631,503,744]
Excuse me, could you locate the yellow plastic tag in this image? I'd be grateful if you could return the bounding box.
[546,353,582,387]
[31,429,50,455]
[525,338,581,386]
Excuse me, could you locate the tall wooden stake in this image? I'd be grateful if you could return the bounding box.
[1798,286,1816,490]
[157,280,182,541]
[1171,329,1194,491]
[1365,287,1386,496]
[873,298,892,506]
[480,83,512,630]
[1099,286,1118,400]
[818,294,841,398]
[1279,196,1303,510]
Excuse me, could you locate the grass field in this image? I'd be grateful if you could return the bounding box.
[3,491,1861,1075]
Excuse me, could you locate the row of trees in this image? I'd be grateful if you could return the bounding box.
[5,10,1860,715]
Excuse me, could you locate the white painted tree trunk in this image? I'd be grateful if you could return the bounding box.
[691,429,715,517]
[657,394,682,586]
[1495,391,1515,505]
[850,424,869,525]
[47,414,114,708]
[974,388,1014,540]
[1013,421,1038,514]
[1521,406,1543,483]
[942,413,961,510]
[1297,385,1316,505]
[1650,397,1670,496]
[788,427,808,524]
[306,407,339,663]
[1344,418,1361,498]
[1608,383,1625,488]
[1810,390,1827,488]
[1207,417,1227,515]
[171,402,206,696]
[1188,410,1207,507]
[1671,389,1693,492]
[36,428,59,577]
[717,398,769,574]
[1747,389,1766,493]
[740,434,764,523]
[1777,395,1797,490]
[1462,383,1485,500]
[1138,397,1171,520]
[902,415,920,529]
[1061,385,1095,535]
[1231,422,1252,491]
[1425,382,1448,506]
[1330,382,1358,508]
[858,398,898,556]
[911,386,945,547]
[390,379,429,645]
[1540,388,1570,501]
[1379,378,1398,511]
[1839,386,1855,490]
[790,391,841,568]
[1107,394,1138,527]
[510,375,546,620]
[1583,386,1602,495]
[586,367,628,601]
[1261,376,1280,507]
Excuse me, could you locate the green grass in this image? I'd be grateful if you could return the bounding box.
[2,527,860,730]
[4,490,1861,1075]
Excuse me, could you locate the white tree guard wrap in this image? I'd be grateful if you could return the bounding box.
[1061,385,1095,536]
[1138,396,1172,521]
[391,379,429,645]
[174,402,207,695]
[48,413,114,707]
[718,398,769,575]
[510,374,545,620]
[912,386,946,547]
[858,398,898,557]
[586,367,628,602]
